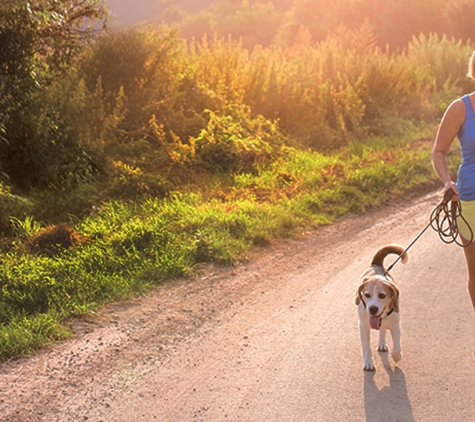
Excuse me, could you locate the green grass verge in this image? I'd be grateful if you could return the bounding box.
[0,126,459,360]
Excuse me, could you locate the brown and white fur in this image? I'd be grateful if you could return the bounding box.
[355,245,408,371]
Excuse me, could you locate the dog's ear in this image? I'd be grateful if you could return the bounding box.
[387,283,400,313]
[355,284,364,306]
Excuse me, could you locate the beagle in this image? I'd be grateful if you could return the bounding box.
[355,244,408,371]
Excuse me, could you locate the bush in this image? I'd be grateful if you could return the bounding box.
[194,104,285,173]
[0,0,106,191]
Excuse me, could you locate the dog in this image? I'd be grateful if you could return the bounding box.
[355,244,408,371]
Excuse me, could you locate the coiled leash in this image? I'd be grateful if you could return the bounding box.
[385,188,474,275]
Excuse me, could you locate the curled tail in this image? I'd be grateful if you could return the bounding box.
[371,244,408,268]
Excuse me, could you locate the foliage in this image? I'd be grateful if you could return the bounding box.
[1,73,100,191]
[174,0,475,51]
[0,0,107,189]
[0,0,106,77]
[185,24,435,149]
[81,28,179,129]
[179,0,284,49]
[406,33,474,95]
[446,1,475,43]
[0,21,471,210]
[194,104,284,172]
[0,182,32,235]
[78,28,224,197]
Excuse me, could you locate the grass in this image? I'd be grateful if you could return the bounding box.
[0,123,459,361]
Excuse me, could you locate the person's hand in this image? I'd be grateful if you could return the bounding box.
[444,181,459,201]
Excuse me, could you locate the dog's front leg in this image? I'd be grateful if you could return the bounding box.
[390,324,402,363]
[378,328,389,352]
[359,322,375,371]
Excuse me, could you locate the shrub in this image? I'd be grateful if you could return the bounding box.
[193,104,285,173]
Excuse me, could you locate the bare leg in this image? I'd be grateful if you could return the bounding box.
[462,239,475,361]
[462,239,475,312]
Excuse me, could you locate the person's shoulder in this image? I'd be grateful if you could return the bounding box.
[448,97,466,111]
[444,98,466,120]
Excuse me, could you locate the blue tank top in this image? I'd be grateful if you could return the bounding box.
[457,94,475,200]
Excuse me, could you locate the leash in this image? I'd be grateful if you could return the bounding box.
[385,188,473,275]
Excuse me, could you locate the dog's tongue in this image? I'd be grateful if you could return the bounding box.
[370,316,381,330]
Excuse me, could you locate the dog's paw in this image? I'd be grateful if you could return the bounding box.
[363,362,375,371]
[392,349,402,363]
[377,343,389,352]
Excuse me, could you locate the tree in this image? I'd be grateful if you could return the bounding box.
[0,0,107,75]
[0,0,107,190]
[178,0,284,49]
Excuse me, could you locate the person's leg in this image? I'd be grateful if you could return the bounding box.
[462,241,475,360]
[462,240,475,312]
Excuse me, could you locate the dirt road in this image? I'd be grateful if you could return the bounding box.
[1,188,475,421]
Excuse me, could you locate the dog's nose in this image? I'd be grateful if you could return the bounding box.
[369,306,379,315]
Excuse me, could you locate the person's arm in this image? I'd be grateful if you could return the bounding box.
[432,99,465,198]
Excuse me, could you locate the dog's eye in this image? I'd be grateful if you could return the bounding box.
[364,293,371,298]
[378,293,386,299]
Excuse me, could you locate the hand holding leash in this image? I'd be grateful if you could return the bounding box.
[385,188,473,275]
[430,188,472,247]
[443,182,459,201]
[444,187,456,202]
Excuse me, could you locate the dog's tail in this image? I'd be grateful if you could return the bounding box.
[371,244,408,268]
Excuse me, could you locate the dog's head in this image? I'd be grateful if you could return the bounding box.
[355,275,400,315]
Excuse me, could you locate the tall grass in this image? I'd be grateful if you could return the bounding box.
[186,29,472,149]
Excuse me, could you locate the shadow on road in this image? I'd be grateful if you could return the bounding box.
[364,353,414,422]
